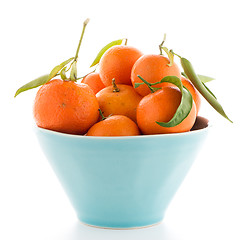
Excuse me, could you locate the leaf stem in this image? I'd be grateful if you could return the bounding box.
[98,109,107,121]
[171,50,182,59]
[74,18,90,61]
[137,75,161,93]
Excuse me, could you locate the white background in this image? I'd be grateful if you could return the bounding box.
[1,0,240,239]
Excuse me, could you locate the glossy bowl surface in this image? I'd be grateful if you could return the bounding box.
[35,116,209,229]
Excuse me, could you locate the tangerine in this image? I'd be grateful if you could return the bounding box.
[81,72,105,94]
[99,45,143,86]
[96,79,142,122]
[137,85,197,134]
[87,114,140,136]
[33,79,99,134]
[131,54,181,96]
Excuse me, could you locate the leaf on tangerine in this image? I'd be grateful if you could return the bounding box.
[47,57,74,82]
[156,76,193,128]
[70,61,77,81]
[90,39,125,67]
[197,74,215,83]
[181,72,215,83]
[60,67,67,80]
[14,74,49,97]
[161,47,174,67]
[181,57,232,123]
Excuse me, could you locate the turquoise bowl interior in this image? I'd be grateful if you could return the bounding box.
[35,116,209,229]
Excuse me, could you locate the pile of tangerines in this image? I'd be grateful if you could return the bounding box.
[33,42,201,136]
[16,19,231,136]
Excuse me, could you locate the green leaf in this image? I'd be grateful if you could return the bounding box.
[14,74,49,97]
[70,61,77,81]
[60,67,67,80]
[181,72,215,83]
[181,57,232,123]
[90,39,125,67]
[197,74,215,83]
[156,76,193,127]
[48,57,74,81]
[14,57,75,97]
[202,82,217,99]
[161,47,174,66]
[134,82,144,88]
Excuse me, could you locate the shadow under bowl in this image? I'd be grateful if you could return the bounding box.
[35,116,209,229]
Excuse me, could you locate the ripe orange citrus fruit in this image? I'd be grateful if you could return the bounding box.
[96,79,142,122]
[33,79,99,134]
[131,54,181,96]
[99,45,143,86]
[137,85,197,134]
[87,115,140,136]
[81,72,105,94]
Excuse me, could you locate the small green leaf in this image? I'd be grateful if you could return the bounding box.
[60,67,67,80]
[90,39,125,67]
[134,82,144,88]
[14,74,49,97]
[48,57,74,81]
[181,57,232,123]
[70,61,77,81]
[181,72,215,83]
[198,74,215,83]
[160,75,183,90]
[161,47,174,66]
[156,76,193,127]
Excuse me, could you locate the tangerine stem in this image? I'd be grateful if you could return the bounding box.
[159,33,166,55]
[112,78,120,92]
[74,18,90,61]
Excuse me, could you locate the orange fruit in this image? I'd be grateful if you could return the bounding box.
[33,79,99,134]
[81,72,105,94]
[181,76,201,115]
[137,85,197,134]
[87,115,140,136]
[96,80,142,122]
[99,45,143,86]
[131,54,181,96]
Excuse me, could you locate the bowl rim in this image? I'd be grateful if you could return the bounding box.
[34,116,211,140]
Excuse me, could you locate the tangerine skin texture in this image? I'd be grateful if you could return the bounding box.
[181,76,201,115]
[99,45,143,86]
[81,72,105,94]
[137,86,197,134]
[87,115,140,136]
[131,54,181,96]
[96,84,142,123]
[33,79,99,135]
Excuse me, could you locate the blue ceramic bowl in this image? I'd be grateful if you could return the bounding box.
[35,116,209,229]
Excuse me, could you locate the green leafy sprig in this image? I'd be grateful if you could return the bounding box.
[159,35,232,123]
[136,75,193,128]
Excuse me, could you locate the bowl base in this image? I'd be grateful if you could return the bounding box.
[79,220,162,230]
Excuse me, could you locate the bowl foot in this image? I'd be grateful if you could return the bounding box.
[78,219,163,230]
